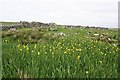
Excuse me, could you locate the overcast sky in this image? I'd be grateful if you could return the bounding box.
[0,0,119,28]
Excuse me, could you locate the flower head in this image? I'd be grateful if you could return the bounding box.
[86,71,89,74]
[34,45,37,49]
[38,52,40,55]
[64,51,67,54]
[77,55,80,60]
[76,48,81,51]
[20,49,22,51]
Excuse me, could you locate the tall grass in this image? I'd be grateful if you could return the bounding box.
[2,27,119,78]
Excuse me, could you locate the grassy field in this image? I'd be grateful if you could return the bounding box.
[1,25,119,78]
[0,22,18,25]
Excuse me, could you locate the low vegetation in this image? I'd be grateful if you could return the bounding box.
[1,23,119,78]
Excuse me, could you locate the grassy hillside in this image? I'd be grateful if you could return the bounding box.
[2,25,119,78]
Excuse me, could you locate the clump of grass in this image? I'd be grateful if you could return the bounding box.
[16,68,32,78]
[4,31,15,37]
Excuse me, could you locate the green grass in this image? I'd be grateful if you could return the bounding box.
[0,22,18,25]
[2,26,119,78]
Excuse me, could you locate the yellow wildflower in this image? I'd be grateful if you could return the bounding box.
[101,52,103,55]
[45,52,47,54]
[38,52,40,55]
[17,44,20,48]
[50,49,52,52]
[73,47,74,49]
[32,50,34,53]
[23,45,26,48]
[99,61,102,63]
[116,47,119,51]
[76,48,81,51]
[77,55,80,60]
[26,47,29,51]
[5,40,7,42]
[86,71,89,74]
[20,49,22,51]
[67,49,70,51]
[44,46,46,48]
[64,51,67,54]
[34,45,37,49]
[52,52,54,55]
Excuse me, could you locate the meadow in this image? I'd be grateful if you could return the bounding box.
[1,25,119,78]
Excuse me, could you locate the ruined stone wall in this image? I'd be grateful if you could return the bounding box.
[1,21,108,30]
[1,21,50,30]
[1,24,22,30]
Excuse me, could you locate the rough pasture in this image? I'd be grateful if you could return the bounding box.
[1,22,119,78]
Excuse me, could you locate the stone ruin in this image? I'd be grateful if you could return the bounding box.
[1,24,22,30]
[20,21,30,28]
[1,21,58,31]
[48,23,57,31]
[0,21,109,31]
